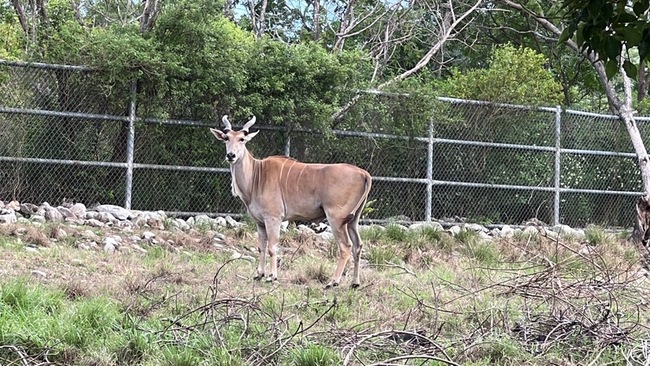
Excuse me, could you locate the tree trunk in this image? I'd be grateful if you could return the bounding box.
[313,0,321,41]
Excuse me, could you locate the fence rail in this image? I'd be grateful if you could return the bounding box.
[0,59,647,227]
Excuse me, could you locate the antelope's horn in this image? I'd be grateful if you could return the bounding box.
[242,116,257,132]
[222,115,232,131]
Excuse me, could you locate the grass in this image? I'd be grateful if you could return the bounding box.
[0,222,648,365]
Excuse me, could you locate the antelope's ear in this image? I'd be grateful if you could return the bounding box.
[243,130,260,142]
[210,128,228,141]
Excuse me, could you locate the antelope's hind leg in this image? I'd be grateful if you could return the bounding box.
[254,223,268,280]
[347,222,363,288]
[325,219,352,289]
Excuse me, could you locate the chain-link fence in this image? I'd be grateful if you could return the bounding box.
[1,59,648,227]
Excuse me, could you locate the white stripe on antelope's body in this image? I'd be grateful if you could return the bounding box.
[210,115,372,288]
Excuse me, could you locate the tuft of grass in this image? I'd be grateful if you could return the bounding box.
[455,229,478,244]
[367,245,400,266]
[584,225,609,245]
[289,344,341,366]
[461,240,501,266]
[384,223,409,242]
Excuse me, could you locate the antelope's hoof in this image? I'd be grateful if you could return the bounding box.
[351,283,360,289]
[324,282,339,289]
[253,274,264,281]
[264,276,277,283]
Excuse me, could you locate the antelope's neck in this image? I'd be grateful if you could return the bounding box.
[230,150,257,205]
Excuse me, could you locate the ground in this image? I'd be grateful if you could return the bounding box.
[0,220,649,365]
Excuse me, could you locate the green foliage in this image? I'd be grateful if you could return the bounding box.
[559,0,650,79]
[289,344,341,366]
[439,44,563,105]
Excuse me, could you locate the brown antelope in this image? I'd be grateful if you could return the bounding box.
[210,115,372,288]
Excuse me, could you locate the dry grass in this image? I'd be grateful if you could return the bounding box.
[1,221,650,365]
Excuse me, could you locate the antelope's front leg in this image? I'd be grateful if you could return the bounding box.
[254,223,268,280]
[264,219,281,282]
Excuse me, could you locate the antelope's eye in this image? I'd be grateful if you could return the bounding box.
[240,138,245,142]
[224,137,229,141]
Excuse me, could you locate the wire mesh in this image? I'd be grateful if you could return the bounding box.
[0,60,648,228]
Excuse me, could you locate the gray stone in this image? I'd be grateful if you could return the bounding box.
[0,209,17,224]
[464,223,488,232]
[29,215,45,223]
[319,232,335,241]
[523,226,538,236]
[499,225,515,238]
[57,206,77,219]
[31,270,47,278]
[214,216,227,227]
[96,204,132,220]
[297,224,315,235]
[131,244,148,254]
[85,219,105,228]
[20,203,39,216]
[409,222,444,231]
[142,231,156,240]
[103,242,115,253]
[226,216,242,228]
[42,203,63,222]
[173,218,191,231]
[70,203,87,219]
[448,225,462,236]
[194,214,213,228]
[6,200,20,211]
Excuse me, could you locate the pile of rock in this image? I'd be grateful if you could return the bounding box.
[0,200,588,243]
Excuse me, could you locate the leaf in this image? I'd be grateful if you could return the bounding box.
[614,26,642,46]
[623,60,638,78]
[604,37,622,60]
[558,27,573,43]
[633,0,649,16]
[605,59,618,79]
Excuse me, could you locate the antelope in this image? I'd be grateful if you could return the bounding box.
[210,115,372,288]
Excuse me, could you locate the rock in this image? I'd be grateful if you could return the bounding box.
[30,215,46,224]
[499,225,515,238]
[16,217,30,225]
[478,231,492,241]
[97,212,117,224]
[0,209,17,224]
[20,203,39,216]
[81,230,99,240]
[31,270,47,278]
[42,203,63,222]
[226,216,242,228]
[409,222,444,231]
[523,226,538,236]
[463,223,488,232]
[194,214,213,228]
[279,221,289,232]
[77,243,90,250]
[57,206,77,220]
[96,204,132,220]
[70,203,87,219]
[173,218,191,231]
[103,243,115,253]
[319,232,334,241]
[6,200,20,211]
[447,225,462,236]
[142,231,156,241]
[552,224,574,236]
[131,244,148,254]
[85,219,105,228]
[214,217,227,227]
[54,228,67,240]
[297,224,315,235]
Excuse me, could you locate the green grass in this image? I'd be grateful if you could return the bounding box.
[0,222,648,365]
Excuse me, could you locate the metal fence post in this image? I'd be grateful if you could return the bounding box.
[426,119,433,223]
[554,105,562,225]
[124,81,137,210]
[284,132,291,156]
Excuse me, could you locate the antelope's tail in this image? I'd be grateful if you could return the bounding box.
[344,171,372,224]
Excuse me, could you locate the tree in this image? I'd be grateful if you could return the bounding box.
[499,0,650,243]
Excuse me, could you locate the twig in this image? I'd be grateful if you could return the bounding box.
[0,345,31,366]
